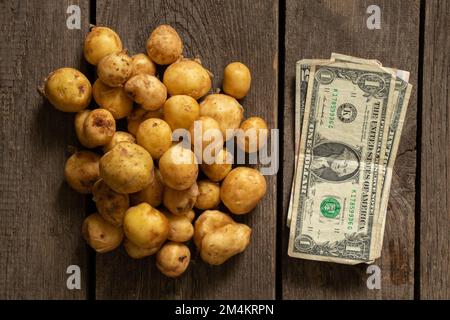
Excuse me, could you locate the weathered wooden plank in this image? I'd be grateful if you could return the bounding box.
[0,0,90,299]
[95,0,278,299]
[421,0,450,300]
[282,0,419,299]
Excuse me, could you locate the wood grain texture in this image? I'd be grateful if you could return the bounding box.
[95,0,278,299]
[0,0,90,299]
[282,0,419,299]
[421,0,450,300]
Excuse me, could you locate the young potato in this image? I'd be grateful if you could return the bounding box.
[124,74,167,111]
[236,117,269,153]
[200,223,251,265]
[163,95,200,130]
[163,210,194,242]
[156,242,190,278]
[199,94,244,139]
[146,25,183,65]
[185,210,195,222]
[93,79,133,119]
[130,168,164,207]
[127,106,164,136]
[193,210,234,250]
[100,142,154,194]
[163,59,211,100]
[200,148,233,182]
[130,53,156,77]
[220,167,266,214]
[195,180,220,210]
[103,131,136,153]
[82,213,124,253]
[97,51,132,87]
[124,239,160,259]
[92,179,129,227]
[163,182,199,215]
[123,203,169,249]
[188,116,223,162]
[84,26,123,66]
[159,144,198,191]
[75,109,116,148]
[44,67,91,112]
[223,62,251,99]
[136,118,172,159]
[64,150,100,194]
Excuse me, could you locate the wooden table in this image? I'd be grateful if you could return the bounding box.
[1,0,448,300]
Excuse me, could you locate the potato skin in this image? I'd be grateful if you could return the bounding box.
[223,62,251,99]
[195,180,220,210]
[64,150,100,194]
[92,179,129,227]
[44,67,92,112]
[124,239,160,259]
[200,223,251,265]
[159,144,198,190]
[75,109,116,148]
[123,203,169,249]
[100,142,154,194]
[237,117,269,153]
[220,167,266,214]
[130,53,156,77]
[82,213,124,253]
[130,168,164,207]
[193,210,234,249]
[127,107,164,136]
[185,210,195,222]
[136,118,172,159]
[163,182,199,215]
[103,131,136,153]
[163,210,194,242]
[199,94,244,139]
[146,25,183,65]
[200,148,233,182]
[163,60,211,99]
[84,26,123,66]
[156,242,190,277]
[97,51,132,87]
[93,79,133,119]
[124,74,167,111]
[189,116,223,162]
[163,95,200,130]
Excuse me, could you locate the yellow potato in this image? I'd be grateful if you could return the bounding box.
[124,239,160,259]
[84,26,123,66]
[237,117,268,153]
[199,94,244,139]
[159,144,198,190]
[195,180,220,210]
[163,59,211,99]
[130,168,164,207]
[82,213,123,253]
[97,51,132,87]
[223,62,251,99]
[136,118,172,159]
[100,142,154,194]
[130,53,156,77]
[127,107,164,136]
[163,95,200,130]
[64,150,100,194]
[75,109,116,148]
[124,74,167,111]
[123,203,169,249]
[92,179,129,227]
[163,182,199,215]
[220,167,266,214]
[200,148,233,182]
[44,67,91,112]
[163,210,194,242]
[93,79,133,119]
[193,210,234,249]
[185,210,195,222]
[156,242,190,277]
[146,25,183,65]
[103,131,136,153]
[188,116,223,161]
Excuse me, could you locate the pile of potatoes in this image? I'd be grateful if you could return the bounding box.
[43,25,268,278]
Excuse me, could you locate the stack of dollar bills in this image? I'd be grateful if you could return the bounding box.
[287,53,412,265]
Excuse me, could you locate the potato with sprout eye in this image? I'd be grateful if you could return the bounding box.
[125,74,167,111]
[200,148,233,182]
[130,53,156,77]
[64,151,100,194]
[97,51,132,87]
[75,109,116,148]
[130,168,164,207]
[100,142,154,194]
[103,131,135,153]
[136,118,172,159]
[146,25,183,65]
[223,62,251,99]
[92,179,129,227]
[156,242,190,277]
[236,117,268,153]
[163,210,194,242]
[123,203,169,249]
[124,239,160,259]
[127,106,164,136]
[84,26,123,66]
[195,180,220,210]
[163,182,199,215]
[159,144,198,191]
[82,213,123,253]
[43,67,92,112]
[163,95,200,130]
[93,79,133,119]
